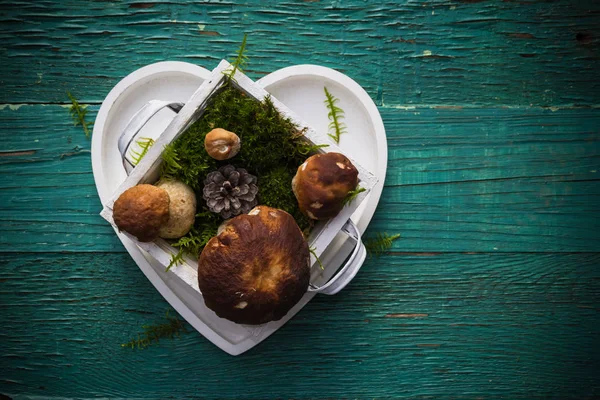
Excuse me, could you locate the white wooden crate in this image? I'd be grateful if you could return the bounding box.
[100,59,377,305]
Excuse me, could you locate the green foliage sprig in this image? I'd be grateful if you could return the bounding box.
[297,142,329,156]
[129,137,155,166]
[121,310,189,350]
[224,33,248,83]
[166,216,219,271]
[309,246,324,270]
[67,91,93,138]
[160,143,183,178]
[324,86,346,143]
[364,233,401,257]
[342,186,366,206]
[166,249,185,272]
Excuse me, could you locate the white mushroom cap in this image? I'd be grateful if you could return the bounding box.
[156,180,197,239]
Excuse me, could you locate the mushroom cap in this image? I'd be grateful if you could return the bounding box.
[156,180,197,239]
[204,128,241,160]
[292,152,359,220]
[198,205,310,325]
[113,184,170,242]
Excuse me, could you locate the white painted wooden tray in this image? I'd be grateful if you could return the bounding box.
[91,61,387,355]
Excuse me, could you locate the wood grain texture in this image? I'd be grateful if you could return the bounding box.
[0,0,599,106]
[1,0,600,398]
[1,105,598,253]
[1,252,598,398]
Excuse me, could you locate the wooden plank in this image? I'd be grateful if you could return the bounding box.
[1,252,598,398]
[0,0,599,106]
[368,106,600,252]
[1,105,599,252]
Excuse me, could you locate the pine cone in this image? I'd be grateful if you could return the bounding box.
[202,165,259,219]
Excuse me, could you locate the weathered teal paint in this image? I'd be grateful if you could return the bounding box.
[1,106,598,253]
[0,253,598,398]
[0,1,599,106]
[0,0,599,398]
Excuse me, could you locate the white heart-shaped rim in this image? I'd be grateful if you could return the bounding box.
[91,61,387,355]
[256,65,387,233]
[92,61,211,203]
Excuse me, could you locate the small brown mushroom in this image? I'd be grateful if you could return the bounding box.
[292,152,358,220]
[204,128,241,160]
[198,206,310,325]
[156,180,197,239]
[113,184,170,242]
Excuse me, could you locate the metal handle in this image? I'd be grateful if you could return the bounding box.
[118,100,183,170]
[308,220,366,295]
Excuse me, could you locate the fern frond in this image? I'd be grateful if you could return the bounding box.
[67,91,93,138]
[200,228,217,246]
[160,143,182,178]
[342,186,366,206]
[165,222,218,272]
[121,310,189,350]
[224,33,248,83]
[129,137,155,166]
[364,233,401,257]
[309,246,324,270]
[166,248,185,272]
[324,87,346,143]
[297,142,329,156]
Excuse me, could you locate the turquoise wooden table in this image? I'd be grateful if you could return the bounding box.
[1,1,599,398]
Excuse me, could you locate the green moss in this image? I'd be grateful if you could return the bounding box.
[159,85,318,261]
[258,166,313,236]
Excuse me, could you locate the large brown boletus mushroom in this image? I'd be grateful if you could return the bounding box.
[198,205,310,325]
[112,184,170,242]
[292,152,359,220]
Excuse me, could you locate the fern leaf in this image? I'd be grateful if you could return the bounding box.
[166,248,185,272]
[309,246,324,270]
[67,91,92,138]
[342,186,366,206]
[297,142,329,156]
[324,87,346,143]
[121,310,188,350]
[165,222,218,272]
[129,137,155,166]
[160,144,182,178]
[224,33,248,82]
[364,233,400,257]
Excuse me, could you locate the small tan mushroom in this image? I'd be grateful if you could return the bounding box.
[113,184,170,242]
[204,128,241,160]
[156,180,197,239]
[292,152,358,220]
